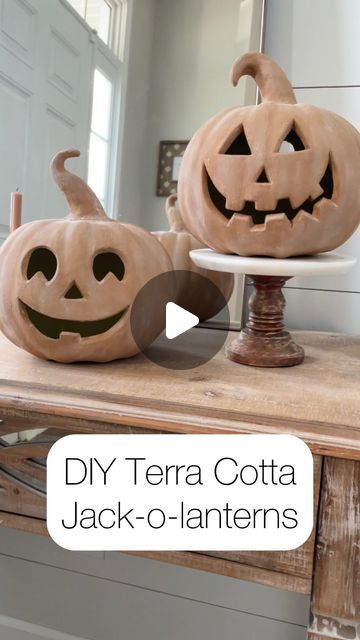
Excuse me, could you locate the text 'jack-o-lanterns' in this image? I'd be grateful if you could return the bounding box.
[153,194,234,321]
[0,150,173,363]
[178,53,360,258]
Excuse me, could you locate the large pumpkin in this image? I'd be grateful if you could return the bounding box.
[153,194,234,321]
[0,150,172,363]
[178,53,360,258]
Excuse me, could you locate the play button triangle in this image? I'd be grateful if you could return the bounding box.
[165,302,199,340]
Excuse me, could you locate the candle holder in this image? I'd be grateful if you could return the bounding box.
[190,249,356,368]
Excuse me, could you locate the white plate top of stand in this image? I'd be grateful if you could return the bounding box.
[190,249,357,277]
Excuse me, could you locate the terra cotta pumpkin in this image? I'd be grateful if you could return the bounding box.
[178,52,360,258]
[0,149,173,363]
[153,194,234,321]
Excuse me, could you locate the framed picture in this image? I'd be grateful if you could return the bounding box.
[156,140,189,196]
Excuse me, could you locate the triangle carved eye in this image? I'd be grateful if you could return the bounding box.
[226,128,251,155]
[279,124,306,153]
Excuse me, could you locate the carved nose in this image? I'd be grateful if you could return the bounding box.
[256,169,270,183]
[64,282,83,299]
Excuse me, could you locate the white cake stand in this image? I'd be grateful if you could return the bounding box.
[190,249,357,368]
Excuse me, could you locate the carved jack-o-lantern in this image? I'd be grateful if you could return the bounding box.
[178,53,360,258]
[153,194,234,321]
[0,150,172,363]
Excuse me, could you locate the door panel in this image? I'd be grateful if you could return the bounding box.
[0,0,37,68]
[41,106,77,218]
[0,73,30,240]
[0,0,92,232]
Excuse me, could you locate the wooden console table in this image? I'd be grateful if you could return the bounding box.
[0,330,358,640]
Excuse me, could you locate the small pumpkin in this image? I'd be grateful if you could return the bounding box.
[153,194,234,321]
[178,52,360,258]
[0,149,172,363]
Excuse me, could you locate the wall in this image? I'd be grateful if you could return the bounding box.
[117,0,157,225]
[0,528,308,640]
[264,0,360,333]
[137,0,263,232]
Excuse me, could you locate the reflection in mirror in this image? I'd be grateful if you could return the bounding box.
[119,0,265,233]
[119,0,264,325]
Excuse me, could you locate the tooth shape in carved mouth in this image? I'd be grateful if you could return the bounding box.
[20,301,128,339]
[207,161,334,225]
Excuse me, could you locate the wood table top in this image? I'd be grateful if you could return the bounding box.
[0,330,359,459]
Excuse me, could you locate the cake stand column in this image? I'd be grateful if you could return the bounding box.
[226,274,304,367]
[189,249,356,369]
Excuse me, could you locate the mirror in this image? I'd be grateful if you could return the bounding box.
[119,0,265,324]
[119,0,265,233]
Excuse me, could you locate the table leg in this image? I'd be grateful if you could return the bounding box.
[307,457,360,639]
[226,274,304,367]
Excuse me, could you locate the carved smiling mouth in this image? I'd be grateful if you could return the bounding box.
[20,301,128,339]
[207,161,334,225]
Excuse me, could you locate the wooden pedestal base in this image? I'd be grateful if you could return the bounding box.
[190,249,356,368]
[227,275,305,368]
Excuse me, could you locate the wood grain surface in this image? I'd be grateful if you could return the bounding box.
[204,455,322,580]
[0,429,322,594]
[129,550,312,594]
[311,457,360,621]
[0,330,358,601]
[0,331,358,459]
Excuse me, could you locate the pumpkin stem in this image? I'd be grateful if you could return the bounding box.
[230,52,297,105]
[165,194,187,232]
[50,149,108,220]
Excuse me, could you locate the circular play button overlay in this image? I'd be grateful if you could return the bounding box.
[130,270,230,370]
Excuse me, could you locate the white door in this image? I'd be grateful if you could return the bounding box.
[0,0,93,237]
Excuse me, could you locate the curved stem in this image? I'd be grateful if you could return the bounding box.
[51,149,107,220]
[230,52,297,104]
